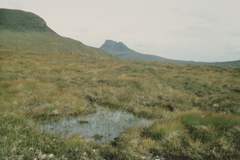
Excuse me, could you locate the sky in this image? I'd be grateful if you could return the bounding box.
[1,0,240,62]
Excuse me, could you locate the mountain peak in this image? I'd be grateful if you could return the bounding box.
[100,40,130,53]
[0,8,56,33]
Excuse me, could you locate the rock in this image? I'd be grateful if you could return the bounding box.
[233,88,240,93]
[78,119,89,124]
[51,109,59,116]
[151,155,166,160]
[111,137,124,147]
[195,90,205,97]
[157,96,163,101]
[195,125,209,131]
[85,95,99,102]
[92,134,103,140]
[165,104,176,112]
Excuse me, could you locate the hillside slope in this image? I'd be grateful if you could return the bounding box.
[100,40,240,67]
[0,8,109,56]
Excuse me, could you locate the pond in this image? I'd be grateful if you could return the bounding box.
[40,107,153,143]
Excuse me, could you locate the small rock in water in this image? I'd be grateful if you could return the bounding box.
[78,119,89,123]
[92,134,103,140]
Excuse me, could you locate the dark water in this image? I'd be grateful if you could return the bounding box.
[40,107,153,142]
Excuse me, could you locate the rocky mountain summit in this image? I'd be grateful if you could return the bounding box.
[100,40,131,53]
[100,40,240,67]
[100,40,192,64]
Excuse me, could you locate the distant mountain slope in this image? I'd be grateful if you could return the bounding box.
[100,40,188,64]
[0,9,109,56]
[100,40,240,67]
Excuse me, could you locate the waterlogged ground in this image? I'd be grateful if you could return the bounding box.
[1,48,239,159]
[41,107,153,142]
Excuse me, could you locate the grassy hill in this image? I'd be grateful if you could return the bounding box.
[0,30,109,56]
[0,8,56,33]
[100,40,240,67]
[0,9,109,56]
[0,8,240,160]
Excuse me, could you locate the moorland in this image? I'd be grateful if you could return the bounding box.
[0,8,240,160]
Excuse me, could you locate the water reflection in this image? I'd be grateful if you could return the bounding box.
[41,107,153,142]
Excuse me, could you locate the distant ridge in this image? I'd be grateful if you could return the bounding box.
[100,40,240,67]
[0,8,109,56]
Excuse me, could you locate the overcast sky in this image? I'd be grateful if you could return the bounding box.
[1,0,240,62]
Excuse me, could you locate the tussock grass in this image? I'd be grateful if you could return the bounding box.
[0,45,240,159]
[140,110,240,159]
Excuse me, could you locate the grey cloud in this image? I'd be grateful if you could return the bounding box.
[78,28,89,33]
[229,31,240,37]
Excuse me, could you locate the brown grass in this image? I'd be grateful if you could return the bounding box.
[0,46,240,159]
